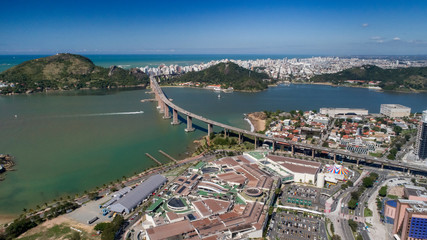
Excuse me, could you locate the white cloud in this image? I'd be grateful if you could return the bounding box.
[362,23,369,27]
[393,37,401,41]
[371,36,382,40]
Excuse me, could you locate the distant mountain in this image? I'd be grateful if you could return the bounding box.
[169,62,272,91]
[310,65,427,91]
[0,53,149,94]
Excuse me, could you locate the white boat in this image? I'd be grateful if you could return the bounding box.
[218,94,221,99]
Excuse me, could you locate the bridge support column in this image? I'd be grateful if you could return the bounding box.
[356,158,360,166]
[408,168,411,174]
[171,109,179,125]
[224,128,228,138]
[158,101,164,113]
[157,96,162,109]
[238,133,242,145]
[312,149,315,159]
[208,123,213,137]
[291,145,295,155]
[254,137,258,149]
[381,163,384,169]
[272,141,276,152]
[280,144,284,152]
[163,104,170,119]
[333,153,337,162]
[185,115,195,132]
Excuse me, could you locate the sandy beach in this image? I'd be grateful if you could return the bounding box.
[246,112,267,132]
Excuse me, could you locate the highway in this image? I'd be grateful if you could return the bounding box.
[150,76,427,174]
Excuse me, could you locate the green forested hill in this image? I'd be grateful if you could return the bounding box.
[168,62,271,91]
[0,53,149,94]
[310,65,427,91]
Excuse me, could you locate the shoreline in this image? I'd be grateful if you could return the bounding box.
[294,81,427,93]
[159,84,265,92]
[245,112,266,132]
[244,117,255,132]
[0,144,200,222]
[0,85,148,96]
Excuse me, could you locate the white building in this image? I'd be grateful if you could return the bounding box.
[380,104,411,118]
[263,155,321,184]
[319,108,368,117]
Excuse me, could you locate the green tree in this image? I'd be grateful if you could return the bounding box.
[393,126,402,135]
[363,177,374,188]
[351,191,360,200]
[379,186,387,197]
[94,222,110,232]
[70,231,81,240]
[348,219,358,232]
[332,235,342,240]
[348,198,358,209]
[369,172,379,180]
[5,217,37,239]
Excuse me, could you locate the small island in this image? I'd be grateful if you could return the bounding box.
[0,154,15,180]
[0,53,150,95]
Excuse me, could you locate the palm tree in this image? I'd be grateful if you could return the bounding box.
[23,208,27,213]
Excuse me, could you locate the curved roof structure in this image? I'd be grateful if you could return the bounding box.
[109,174,167,214]
[326,165,349,175]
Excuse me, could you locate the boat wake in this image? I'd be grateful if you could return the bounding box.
[57,111,144,118]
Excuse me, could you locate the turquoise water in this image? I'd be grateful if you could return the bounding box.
[0,54,311,73]
[0,85,426,215]
[0,54,427,217]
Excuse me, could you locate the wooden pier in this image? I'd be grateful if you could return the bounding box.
[158,150,177,163]
[145,153,162,166]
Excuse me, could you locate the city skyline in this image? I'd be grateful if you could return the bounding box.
[1,0,427,55]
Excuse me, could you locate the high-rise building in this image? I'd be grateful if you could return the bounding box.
[415,110,427,160]
[392,200,427,240]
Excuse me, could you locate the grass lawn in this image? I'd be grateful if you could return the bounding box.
[364,207,373,217]
[19,224,99,240]
[369,152,383,158]
[387,195,399,200]
[235,195,246,205]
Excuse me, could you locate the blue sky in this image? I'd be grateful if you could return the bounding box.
[1,0,426,55]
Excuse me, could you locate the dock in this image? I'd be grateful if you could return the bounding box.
[158,150,178,163]
[145,153,162,166]
[140,99,156,103]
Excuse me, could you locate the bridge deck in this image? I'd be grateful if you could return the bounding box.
[150,77,427,173]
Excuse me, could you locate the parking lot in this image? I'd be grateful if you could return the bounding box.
[268,211,327,240]
[282,185,325,211]
[67,193,115,225]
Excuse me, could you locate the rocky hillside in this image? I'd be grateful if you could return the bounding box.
[0,53,149,94]
[310,65,427,91]
[169,62,272,91]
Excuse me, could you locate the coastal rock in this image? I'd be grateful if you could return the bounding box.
[108,65,119,76]
[247,112,267,132]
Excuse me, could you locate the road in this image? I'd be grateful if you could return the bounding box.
[150,76,427,174]
[119,154,216,240]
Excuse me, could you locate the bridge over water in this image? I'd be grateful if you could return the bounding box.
[149,76,427,174]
